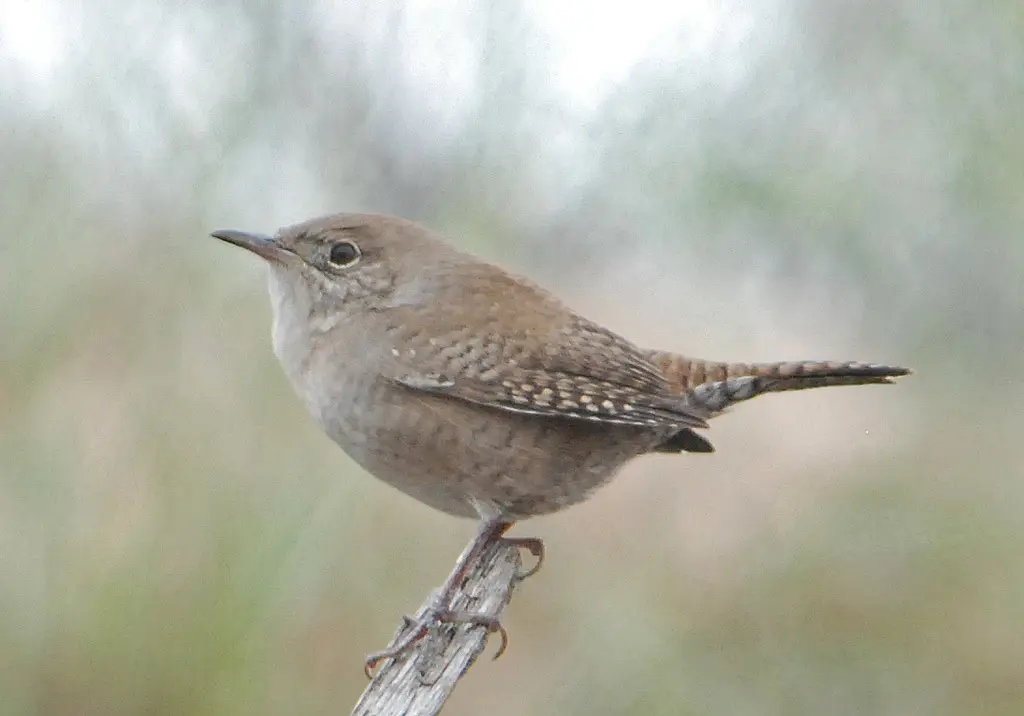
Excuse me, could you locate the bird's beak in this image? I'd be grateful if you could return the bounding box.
[211,229,294,265]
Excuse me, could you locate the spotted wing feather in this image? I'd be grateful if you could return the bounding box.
[389,370,709,430]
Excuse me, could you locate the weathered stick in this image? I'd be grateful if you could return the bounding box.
[352,538,523,716]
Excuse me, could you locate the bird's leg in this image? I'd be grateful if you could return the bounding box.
[364,516,543,678]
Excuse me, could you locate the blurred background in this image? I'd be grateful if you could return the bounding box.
[2,0,1022,713]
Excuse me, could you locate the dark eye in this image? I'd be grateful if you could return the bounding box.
[327,240,360,267]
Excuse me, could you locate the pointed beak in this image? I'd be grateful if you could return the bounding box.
[211,229,294,264]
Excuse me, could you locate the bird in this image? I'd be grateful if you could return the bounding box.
[211,212,910,675]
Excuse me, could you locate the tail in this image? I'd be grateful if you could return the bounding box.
[647,353,910,454]
[647,352,910,401]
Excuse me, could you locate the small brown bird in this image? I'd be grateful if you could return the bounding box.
[212,213,909,674]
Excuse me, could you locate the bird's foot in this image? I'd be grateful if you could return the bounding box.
[502,536,545,579]
[363,604,508,679]
[362,519,540,679]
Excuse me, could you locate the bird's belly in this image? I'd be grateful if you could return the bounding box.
[313,377,660,520]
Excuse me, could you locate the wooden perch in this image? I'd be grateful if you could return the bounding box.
[352,537,524,716]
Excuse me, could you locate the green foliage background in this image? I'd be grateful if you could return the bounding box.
[2,1,1022,713]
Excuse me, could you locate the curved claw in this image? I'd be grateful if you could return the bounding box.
[438,610,509,661]
[363,609,510,679]
[364,618,432,679]
[489,621,510,660]
[502,536,545,579]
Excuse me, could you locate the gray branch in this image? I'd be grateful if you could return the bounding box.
[351,538,523,716]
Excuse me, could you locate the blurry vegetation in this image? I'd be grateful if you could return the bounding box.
[1,0,1022,714]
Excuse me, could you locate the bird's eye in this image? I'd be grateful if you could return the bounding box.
[327,240,361,268]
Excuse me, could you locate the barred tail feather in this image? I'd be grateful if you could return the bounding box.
[685,362,909,414]
[647,352,911,398]
[648,354,911,453]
